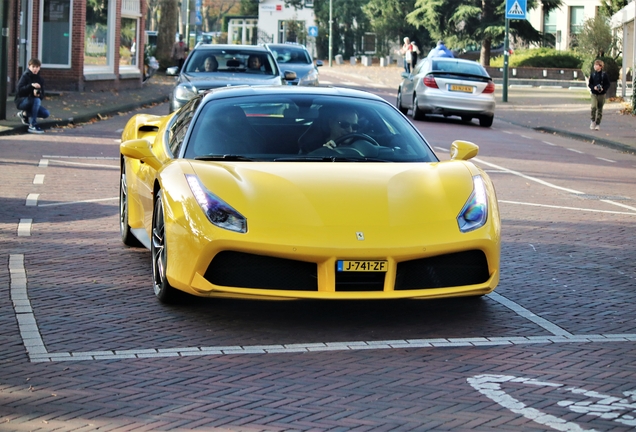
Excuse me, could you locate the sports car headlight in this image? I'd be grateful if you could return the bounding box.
[299,69,318,85]
[457,175,488,233]
[174,84,197,101]
[186,175,247,233]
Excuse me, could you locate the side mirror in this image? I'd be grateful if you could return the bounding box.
[283,70,297,81]
[166,66,179,76]
[450,140,479,161]
[315,60,323,67]
[120,139,163,170]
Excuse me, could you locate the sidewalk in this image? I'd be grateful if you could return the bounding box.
[2,65,634,154]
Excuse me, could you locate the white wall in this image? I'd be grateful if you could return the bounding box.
[258,0,318,56]
[526,0,600,50]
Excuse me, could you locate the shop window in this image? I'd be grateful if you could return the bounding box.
[85,0,111,68]
[40,0,72,68]
[120,17,139,67]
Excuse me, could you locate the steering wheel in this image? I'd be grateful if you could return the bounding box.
[334,132,380,147]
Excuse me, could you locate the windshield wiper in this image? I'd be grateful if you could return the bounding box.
[194,154,254,161]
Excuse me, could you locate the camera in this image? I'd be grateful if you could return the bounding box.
[595,84,602,92]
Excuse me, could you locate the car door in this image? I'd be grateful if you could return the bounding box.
[402,60,428,109]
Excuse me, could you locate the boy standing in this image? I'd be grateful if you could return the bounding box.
[588,59,610,131]
[15,58,50,134]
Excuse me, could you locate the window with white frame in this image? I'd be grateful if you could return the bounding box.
[121,0,141,68]
[86,0,109,67]
[40,0,73,68]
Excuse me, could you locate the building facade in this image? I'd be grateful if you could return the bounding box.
[8,0,146,93]
[526,0,600,50]
[611,0,635,96]
[255,0,317,57]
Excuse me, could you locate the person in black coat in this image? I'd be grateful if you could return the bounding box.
[587,59,611,131]
[14,58,50,134]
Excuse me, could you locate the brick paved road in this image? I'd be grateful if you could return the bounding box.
[1,81,636,431]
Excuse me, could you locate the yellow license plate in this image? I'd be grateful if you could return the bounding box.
[337,260,388,272]
[450,85,473,93]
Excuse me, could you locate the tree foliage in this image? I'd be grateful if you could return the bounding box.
[406,0,562,66]
[575,15,617,58]
[598,0,629,17]
[285,0,373,58]
[361,0,431,56]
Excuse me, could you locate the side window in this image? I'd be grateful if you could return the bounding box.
[168,97,202,156]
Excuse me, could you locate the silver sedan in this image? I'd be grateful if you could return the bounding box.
[397,57,496,127]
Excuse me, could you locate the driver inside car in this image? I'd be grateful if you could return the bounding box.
[323,109,359,149]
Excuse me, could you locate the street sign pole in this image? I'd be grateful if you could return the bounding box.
[503,18,509,103]
[328,0,333,67]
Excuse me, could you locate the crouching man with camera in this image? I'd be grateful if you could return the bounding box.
[15,58,50,134]
[587,59,610,131]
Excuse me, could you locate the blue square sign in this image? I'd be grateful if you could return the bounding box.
[506,0,526,19]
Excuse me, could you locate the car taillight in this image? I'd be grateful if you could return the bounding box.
[482,81,495,94]
[423,75,438,88]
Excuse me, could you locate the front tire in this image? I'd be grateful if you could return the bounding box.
[411,94,425,121]
[152,192,180,304]
[120,164,143,247]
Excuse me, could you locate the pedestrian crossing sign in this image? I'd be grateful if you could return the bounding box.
[506,0,526,19]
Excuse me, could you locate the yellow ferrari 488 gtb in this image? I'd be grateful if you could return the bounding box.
[120,86,500,303]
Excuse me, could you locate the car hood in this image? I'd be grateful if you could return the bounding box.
[179,72,282,89]
[278,63,315,78]
[184,161,477,241]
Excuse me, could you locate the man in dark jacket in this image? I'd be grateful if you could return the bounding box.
[587,59,611,131]
[14,58,50,134]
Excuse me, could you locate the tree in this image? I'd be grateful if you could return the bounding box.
[285,0,372,59]
[362,0,431,56]
[598,0,629,18]
[156,0,179,69]
[406,0,562,66]
[576,15,617,58]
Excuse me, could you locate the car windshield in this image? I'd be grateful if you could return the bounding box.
[431,60,487,76]
[182,94,438,163]
[183,49,278,76]
[269,46,312,65]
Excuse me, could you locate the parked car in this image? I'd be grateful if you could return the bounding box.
[265,43,322,86]
[397,57,496,127]
[119,85,501,303]
[166,44,296,112]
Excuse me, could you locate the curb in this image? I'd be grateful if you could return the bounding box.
[0,95,169,136]
[533,126,636,154]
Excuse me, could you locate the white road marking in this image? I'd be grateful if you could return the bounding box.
[473,157,585,194]
[8,253,636,363]
[33,174,45,184]
[600,199,636,212]
[502,131,514,134]
[434,146,449,153]
[38,197,118,207]
[42,155,118,160]
[468,375,596,431]
[596,157,616,163]
[469,374,636,430]
[47,159,118,169]
[38,159,49,167]
[17,219,32,237]
[543,141,556,146]
[520,135,532,139]
[9,255,47,358]
[25,193,39,206]
[567,148,584,154]
[500,200,636,215]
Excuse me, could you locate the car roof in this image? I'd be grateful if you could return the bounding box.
[201,85,386,102]
[265,43,308,50]
[191,44,271,52]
